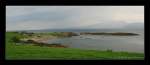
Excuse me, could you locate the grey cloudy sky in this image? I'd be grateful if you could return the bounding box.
[6,6,144,31]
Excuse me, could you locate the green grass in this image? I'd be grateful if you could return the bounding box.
[6,32,144,60]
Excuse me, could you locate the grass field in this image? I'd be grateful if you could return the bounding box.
[5,32,144,60]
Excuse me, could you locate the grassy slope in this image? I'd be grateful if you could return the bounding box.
[6,32,144,60]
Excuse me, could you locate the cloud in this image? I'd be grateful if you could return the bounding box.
[6,6,144,31]
[111,6,144,23]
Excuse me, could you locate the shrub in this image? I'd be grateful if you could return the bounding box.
[106,49,113,52]
[11,35,21,43]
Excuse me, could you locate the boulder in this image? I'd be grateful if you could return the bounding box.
[61,32,78,37]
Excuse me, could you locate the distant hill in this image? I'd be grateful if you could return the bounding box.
[124,23,144,30]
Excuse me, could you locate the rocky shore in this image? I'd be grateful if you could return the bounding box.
[16,32,79,48]
[14,31,139,48]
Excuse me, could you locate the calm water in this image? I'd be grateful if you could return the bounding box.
[30,29,144,53]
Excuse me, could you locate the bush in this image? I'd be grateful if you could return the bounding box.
[11,35,21,43]
[106,49,113,52]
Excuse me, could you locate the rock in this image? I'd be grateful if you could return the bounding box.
[61,32,79,37]
[26,39,36,43]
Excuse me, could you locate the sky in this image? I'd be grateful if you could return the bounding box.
[6,6,144,31]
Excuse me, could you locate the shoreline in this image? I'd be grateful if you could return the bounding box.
[6,32,144,60]
[80,32,139,36]
[10,31,141,48]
